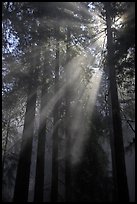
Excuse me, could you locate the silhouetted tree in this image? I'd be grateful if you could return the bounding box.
[13,66,38,202]
[105,2,129,201]
[51,25,60,202]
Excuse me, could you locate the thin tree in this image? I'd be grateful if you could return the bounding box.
[51,25,60,202]
[105,2,129,201]
[65,26,72,202]
[34,67,47,201]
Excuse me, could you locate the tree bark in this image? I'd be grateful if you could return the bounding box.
[13,69,37,202]
[105,2,129,201]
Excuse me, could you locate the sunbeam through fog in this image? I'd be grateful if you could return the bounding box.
[2,2,135,202]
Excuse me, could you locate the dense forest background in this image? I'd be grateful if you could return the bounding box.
[2,2,135,202]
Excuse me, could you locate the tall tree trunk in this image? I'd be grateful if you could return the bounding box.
[34,75,47,202]
[107,93,118,201]
[65,27,71,202]
[105,2,129,201]
[13,69,37,202]
[51,26,60,202]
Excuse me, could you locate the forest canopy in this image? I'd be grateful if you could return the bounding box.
[2,2,135,202]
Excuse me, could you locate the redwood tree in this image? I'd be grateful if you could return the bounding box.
[13,67,38,202]
[105,2,129,201]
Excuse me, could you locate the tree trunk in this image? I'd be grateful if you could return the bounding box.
[13,69,37,202]
[51,26,60,202]
[105,2,129,201]
[34,76,47,202]
[65,27,72,202]
[107,93,118,201]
